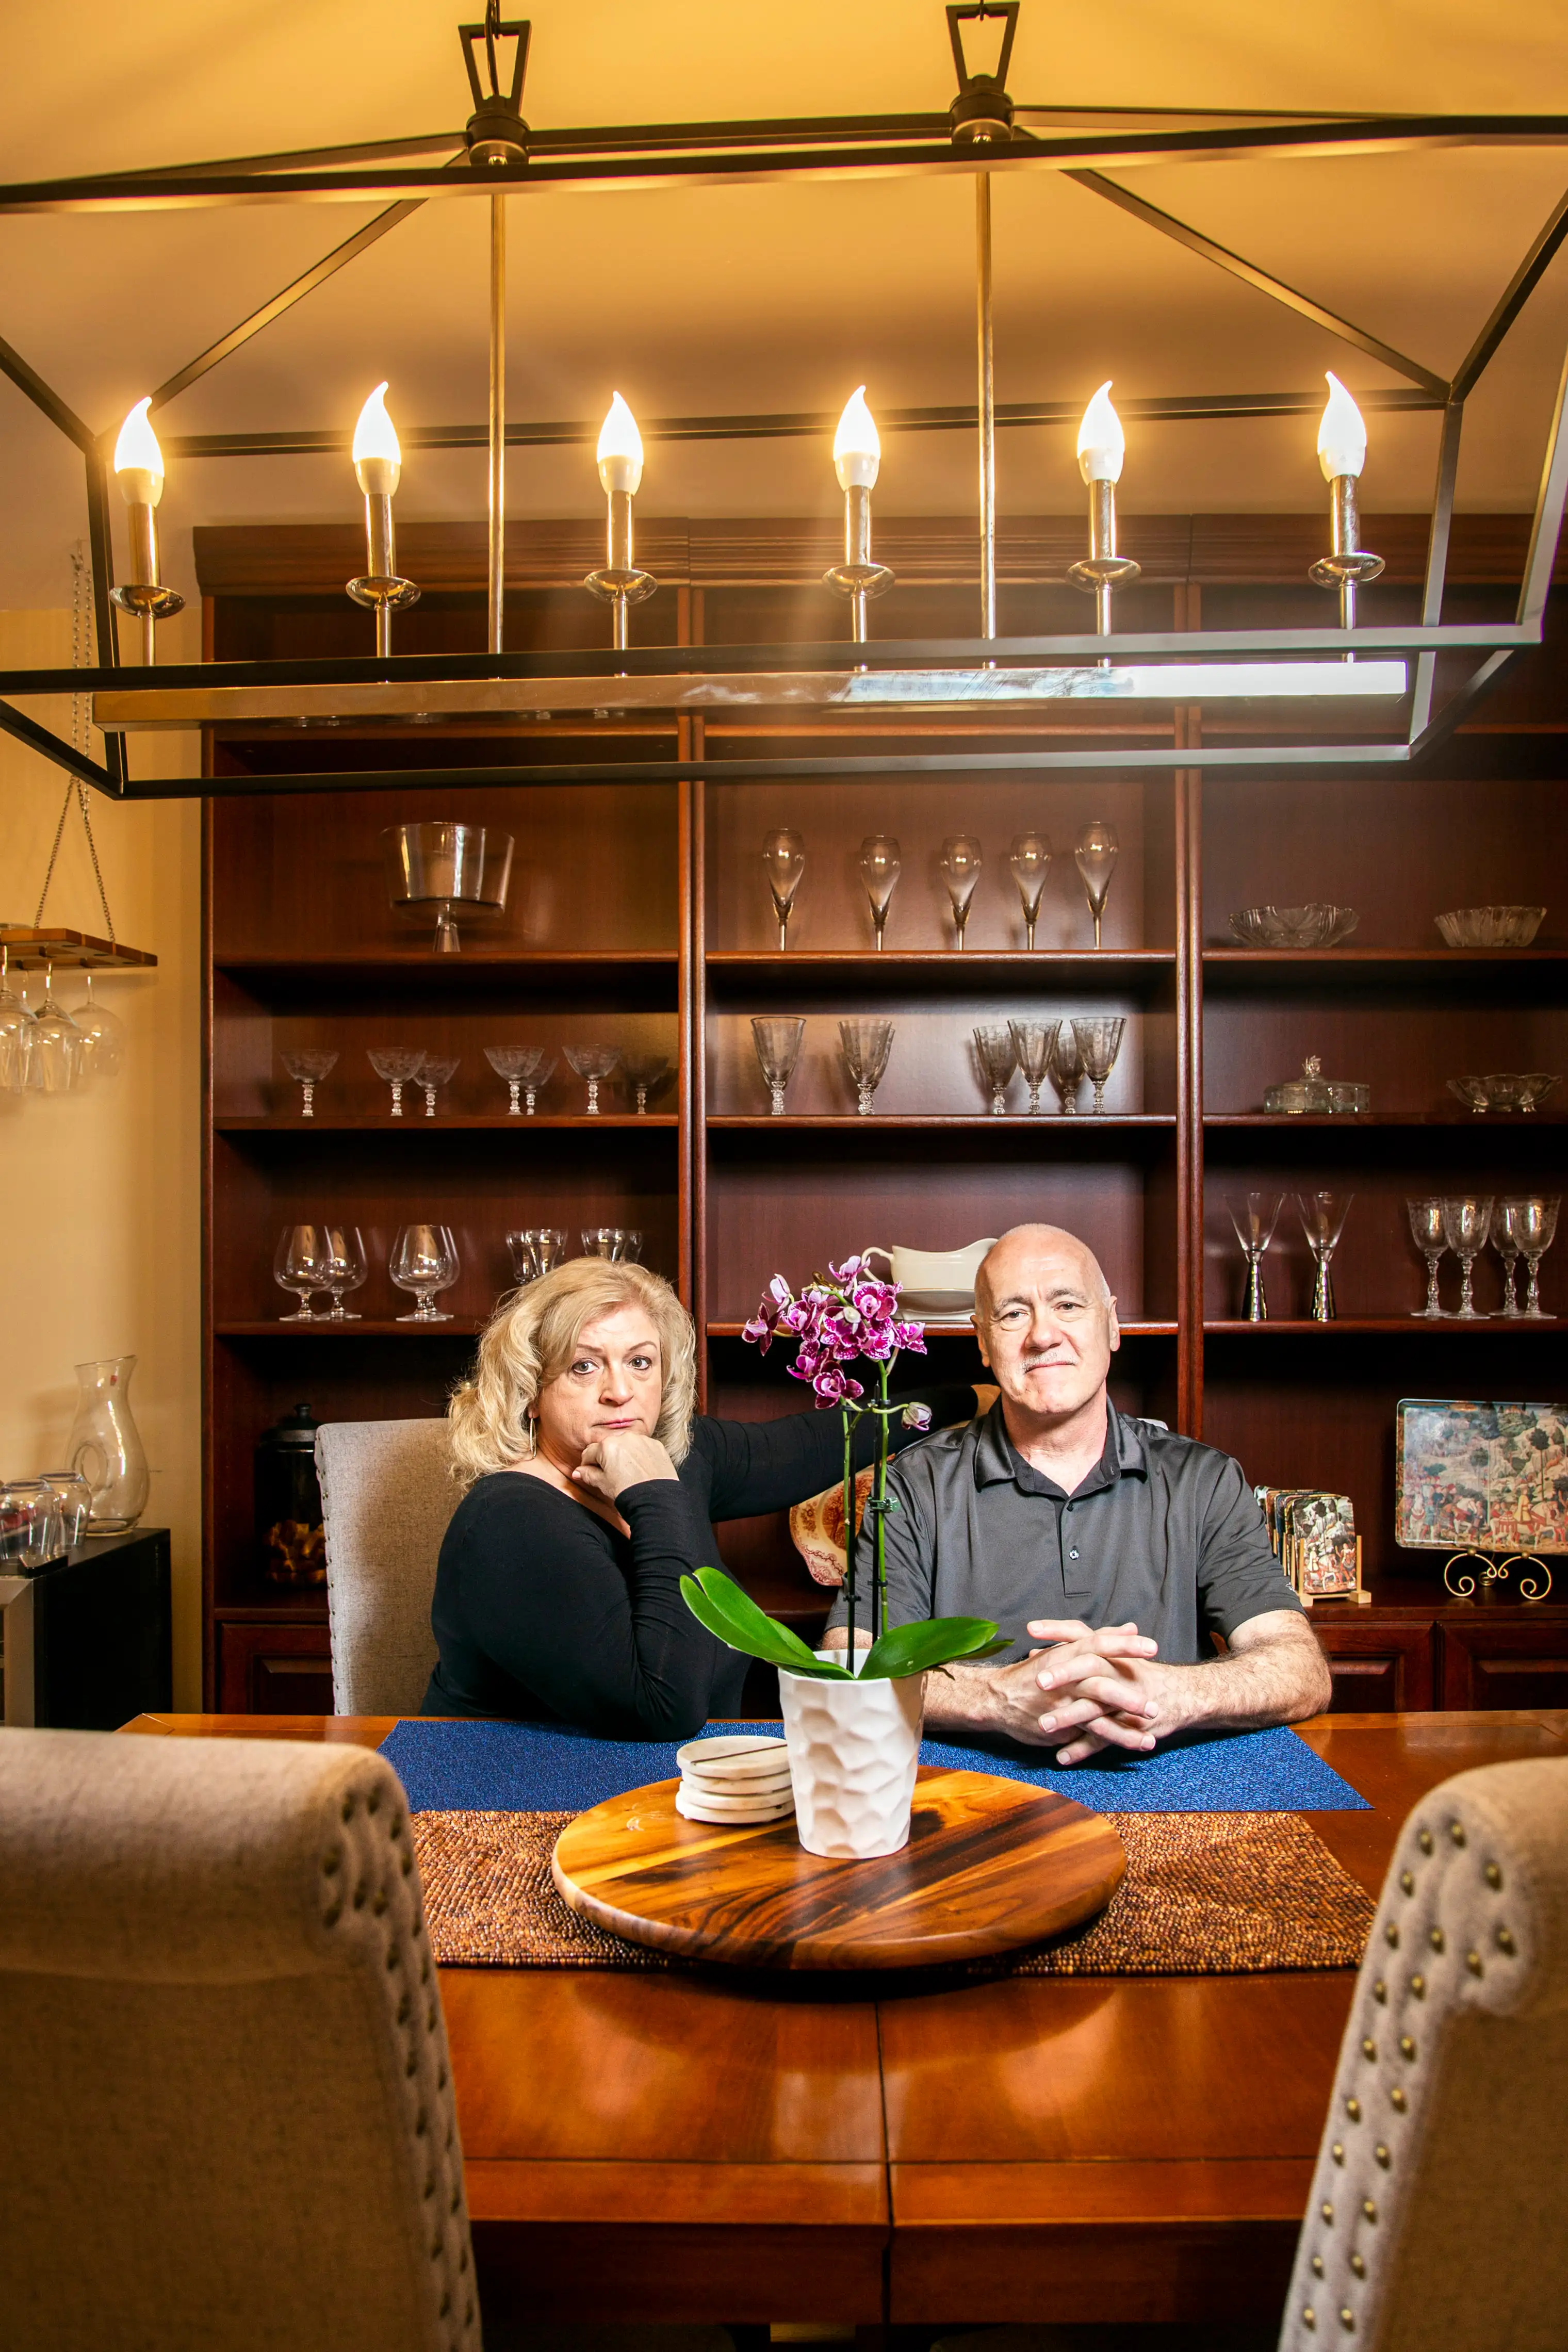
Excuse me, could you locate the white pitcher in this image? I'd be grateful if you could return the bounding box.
[860,1239,997,1297]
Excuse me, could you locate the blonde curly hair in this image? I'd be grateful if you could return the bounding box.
[448,1258,697,1488]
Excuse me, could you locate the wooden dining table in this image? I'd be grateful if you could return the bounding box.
[122,1707,1568,2333]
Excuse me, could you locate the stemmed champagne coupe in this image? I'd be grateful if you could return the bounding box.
[620,1053,672,1113]
[751,1017,805,1116]
[368,1046,423,1117]
[1227,1193,1284,1321]
[415,1052,460,1117]
[320,1224,367,1320]
[939,836,983,950]
[484,1045,555,1115]
[1072,1016,1125,1114]
[839,1018,894,1116]
[1441,1196,1493,1320]
[857,836,900,951]
[1008,833,1052,950]
[1009,1018,1058,1115]
[1048,1022,1085,1114]
[1297,1191,1353,1321]
[1501,1196,1559,1318]
[972,1025,1017,1115]
[1491,1212,1523,1318]
[1407,1199,1449,1318]
[564,1043,620,1115]
[282,1048,337,1118]
[273,1224,333,1321]
[389,1224,460,1322]
[761,829,806,949]
[1074,820,1120,949]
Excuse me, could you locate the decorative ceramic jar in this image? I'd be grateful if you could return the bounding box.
[777,1661,926,1858]
[255,1400,325,1586]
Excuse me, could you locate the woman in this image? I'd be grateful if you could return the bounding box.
[426,1258,978,1736]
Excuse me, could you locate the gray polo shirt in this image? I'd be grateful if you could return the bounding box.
[825,1400,1301,1664]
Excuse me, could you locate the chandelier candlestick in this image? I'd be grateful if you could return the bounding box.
[109,400,184,666]
[1067,381,1139,662]
[1310,373,1384,659]
[346,382,420,657]
[823,386,894,649]
[488,193,507,656]
[585,391,656,659]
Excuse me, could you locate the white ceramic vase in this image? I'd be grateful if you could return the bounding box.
[777,1663,926,1858]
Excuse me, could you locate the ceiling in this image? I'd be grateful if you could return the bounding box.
[2,0,1568,609]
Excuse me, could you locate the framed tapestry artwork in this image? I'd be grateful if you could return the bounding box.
[1395,1399,1568,1557]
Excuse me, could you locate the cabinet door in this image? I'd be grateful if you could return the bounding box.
[216,1620,334,1713]
[1310,1619,1435,1712]
[1440,1614,1568,1711]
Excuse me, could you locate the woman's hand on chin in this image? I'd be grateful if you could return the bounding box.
[571,1430,679,1501]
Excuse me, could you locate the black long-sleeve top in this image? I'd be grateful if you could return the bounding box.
[423,1388,975,1735]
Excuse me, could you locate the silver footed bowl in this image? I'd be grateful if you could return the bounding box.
[1447,1072,1560,1114]
[1434,905,1546,948]
[1229,904,1360,950]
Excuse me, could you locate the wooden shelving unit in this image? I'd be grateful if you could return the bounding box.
[198,516,1568,1713]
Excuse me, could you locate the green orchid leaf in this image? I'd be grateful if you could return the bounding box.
[857,1614,1008,1680]
[680,1566,854,1677]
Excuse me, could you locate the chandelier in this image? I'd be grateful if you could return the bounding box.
[0,3,1565,801]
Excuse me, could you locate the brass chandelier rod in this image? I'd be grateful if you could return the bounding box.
[489,193,507,654]
[975,169,997,641]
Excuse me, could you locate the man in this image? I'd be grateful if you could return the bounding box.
[824,1223,1331,1762]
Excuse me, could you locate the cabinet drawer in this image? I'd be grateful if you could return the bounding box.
[216,1620,334,1714]
[1440,1616,1568,1711]
[1310,1619,1435,1712]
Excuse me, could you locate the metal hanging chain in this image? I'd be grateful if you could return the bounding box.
[34,547,117,943]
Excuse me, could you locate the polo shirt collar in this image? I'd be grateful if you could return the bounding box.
[973,1396,1148,1493]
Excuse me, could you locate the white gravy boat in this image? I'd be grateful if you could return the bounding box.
[860,1239,997,1298]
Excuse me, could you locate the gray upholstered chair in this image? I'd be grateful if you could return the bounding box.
[0,1726,479,2352]
[1280,1754,1568,2350]
[317,1417,459,1714]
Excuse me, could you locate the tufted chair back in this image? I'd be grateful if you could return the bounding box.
[1279,1755,1568,2351]
[317,1417,459,1714]
[0,1728,480,2352]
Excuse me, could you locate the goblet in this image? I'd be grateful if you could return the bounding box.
[485,1046,556,1116]
[857,836,901,951]
[1048,1022,1085,1114]
[938,836,983,950]
[1501,1195,1559,1319]
[415,1052,460,1117]
[1296,1191,1353,1321]
[0,947,35,1095]
[1072,1016,1126,1114]
[273,1224,333,1322]
[751,1016,805,1116]
[761,829,806,949]
[972,1024,1018,1116]
[1008,832,1052,950]
[581,1228,643,1262]
[389,1223,460,1322]
[1009,1018,1059,1115]
[620,1052,673,1114]
[564,1042,620,1116]
[367,1046,423,1117]
[73,970,127,1080]
[1407,1198,1450,1318]
[1490,1212,1524,1318]
[1074,820,1120,949]
[839,1018,894,1116]
[27,965,84,1093]
[1226,1193,1284,1321]
[1440,1195,1494,1320]
[282,1048,337,1119]
[320,1224,367,1321]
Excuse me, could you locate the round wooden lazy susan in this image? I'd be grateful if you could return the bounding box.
[551,1765,1126,1970]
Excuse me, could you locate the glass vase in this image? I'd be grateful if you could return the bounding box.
[64,1355,151,1533]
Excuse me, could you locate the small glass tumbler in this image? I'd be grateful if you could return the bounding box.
[39,1468,94,1548]
[0,1481,57,1569]
[581,1228,643,1262]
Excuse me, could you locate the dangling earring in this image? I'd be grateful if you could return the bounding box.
[524,1413,538,1459]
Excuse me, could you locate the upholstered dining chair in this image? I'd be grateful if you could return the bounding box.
[317,1416,459,1714]
[0,1726,478,2352]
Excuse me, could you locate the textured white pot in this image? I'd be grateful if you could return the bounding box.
[777,1663,926,1858]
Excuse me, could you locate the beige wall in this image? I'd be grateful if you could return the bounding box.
[0,607,203,1705]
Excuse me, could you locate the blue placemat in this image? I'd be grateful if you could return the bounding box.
[378,1716,1367,1816]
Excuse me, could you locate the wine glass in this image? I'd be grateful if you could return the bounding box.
[1008,832,1052,949]
[73,971,127,1080]
[857,836,901,952]
[838,1018,894,1116]
[620,1052,673,1113]
[1227,1193,1284,1321]
[1009,1018,1059,1116]
[1072,1016,1126,1114]
[938,836,983,950]
[282,1048,337,1119]
[484,1045,556,1115]
[1440,1195,1494,1320]
[415,1052,460,1117]
[1048,1022,1085,1114]
[1501,1195,1559,1319]
[972,1024,1018,1116]
[1490,1211,1524,1318]
[1297,1191,1353,1321]
[507,1228,567,1283]
[761,829,806,949]
[0,946,35,1095]
[581,1228,643,1262]
[564,1043,620,1116]
[1074,820,1120,949]
[1407,1198,1450,1318]
[273,1223,333,1322]
[27,963,84,1093]
[368,1046,423,1117]
[751,1017,805,1116]
[389,1224,460,1322]
[320,1224,367,1320]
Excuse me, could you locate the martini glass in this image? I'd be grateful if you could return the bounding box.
[1227,1193,1284,1321]
[1074,820,1120,949]
[415,1052,460,1117]
[620,1052,673,1113]
[282,1048,337,1118]
[1008,832,1052,949]
[1502,1195,1559,1319]
[74,970,127,1080]
[972,1024,1018,1115]
[368,1046,423,1117]
[1048,1022,1085,1114]
[839,1018,894,1116]
[939,836,983,950]
[1407,1198,1450,1318]
[0,946,35,1095]
[1009,1018,1059,1115]
[320,1224,367,1320]
[1072,1016,1125,1114]
[1441,1195,1493,1320]
[564,1043,620,1116]
[1297,1191,1353,1321]
[761,829,806,949]
[751,1017,805,1116]
[857,836,901,951]
[1490,1213,1524,1317]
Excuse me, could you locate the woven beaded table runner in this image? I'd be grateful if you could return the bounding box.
[410,1806,1373,1976]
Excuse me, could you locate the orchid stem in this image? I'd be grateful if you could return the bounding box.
[842,1407,857,1662]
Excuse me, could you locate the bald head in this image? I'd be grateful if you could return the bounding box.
[976,1225,1113,1318]
[972,1224,1119,1435]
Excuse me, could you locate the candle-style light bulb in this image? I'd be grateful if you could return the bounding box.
[596,392,644,495]
[1076,380,1125,484]
[833,386,881,490]
[1317,372,1367,483]
[584,392,655,655]
[113,397,165,507]
[1309,371,1382,648]
[352,380,402,496]
[1067,379,1138,648]
[823,384,893,646]
[345,380,419,653]
[109,396,183,663]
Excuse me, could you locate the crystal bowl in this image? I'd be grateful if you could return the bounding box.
[1229,904,1360,949]
[1447,1072,1560,1114]
[1434,905,1546,948]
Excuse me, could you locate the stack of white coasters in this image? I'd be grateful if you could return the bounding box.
[675,1733,795,1825]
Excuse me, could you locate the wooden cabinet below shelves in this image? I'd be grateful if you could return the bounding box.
[1439,1611,1568,1711]
[215,1618,334,1714]
[1310,1614,1436,1712]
